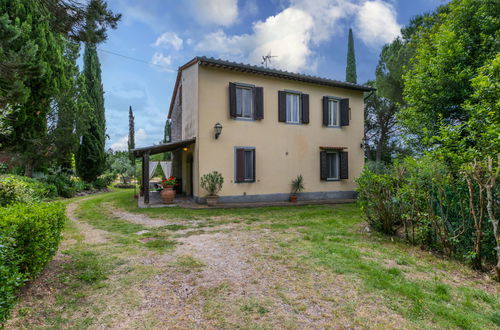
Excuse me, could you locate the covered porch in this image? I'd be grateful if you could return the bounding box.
[132,138,196,207]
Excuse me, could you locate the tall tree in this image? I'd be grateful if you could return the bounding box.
[0,0,68,176]
[128,106,135,164]
[401,0,499,150]
[52,40,81,170]
[76,0,120,182]
[345,28,357,84]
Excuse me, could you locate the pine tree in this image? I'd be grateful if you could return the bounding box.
[345,28,357,84]
[128,106,135,164]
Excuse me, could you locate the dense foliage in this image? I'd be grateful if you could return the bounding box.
[357,158,498,271]
[0,202,65,323]
[0,175,56,206]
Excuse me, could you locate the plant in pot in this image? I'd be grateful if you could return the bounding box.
[200,171,224,206]
[290,174,304,202]
[160,176,177,204]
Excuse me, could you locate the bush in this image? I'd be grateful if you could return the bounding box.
[44,172,77,198]
[356,169,401,234]
[0,175,57,206]
[92,172,116,190]
[200,171,224,196]
[0,202,66,323]
[356,156,499,272]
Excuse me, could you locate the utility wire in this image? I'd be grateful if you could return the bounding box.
[97,48,169,69]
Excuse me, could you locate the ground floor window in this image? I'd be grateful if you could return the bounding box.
[235,147,255,182]
[326,152,339,180]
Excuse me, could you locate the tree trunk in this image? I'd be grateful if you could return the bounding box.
[485,158,499,281]
[24,160,34,177]
[376,127,387,162]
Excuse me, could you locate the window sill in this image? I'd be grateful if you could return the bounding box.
[326,125,341,128]
[234,180,255,184]
[284,122,303,125]
[233,117,256,122]
[326,178,341,181]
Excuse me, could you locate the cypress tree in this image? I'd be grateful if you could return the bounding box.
[128,106,135,164]
[76,41,106,182]
[345,28,357,84]
[75,0,120,182]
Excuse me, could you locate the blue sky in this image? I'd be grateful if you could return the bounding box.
[100,0,449,150]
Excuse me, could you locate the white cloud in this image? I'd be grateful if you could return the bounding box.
[355,1,401,47]
[196,0,401,73]
[153,32,183,50]
[151,52,173,71]
[197,8,314,72]
[190,0,238,26]
[110,128,148,151]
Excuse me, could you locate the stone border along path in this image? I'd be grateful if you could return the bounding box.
[65,198,109,244]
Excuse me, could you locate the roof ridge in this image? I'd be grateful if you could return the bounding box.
[194,56,374,91]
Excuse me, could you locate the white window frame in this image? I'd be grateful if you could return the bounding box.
[235,85,254,119]
[328,98,340,127]
[326,151,340,180]
[285,92,302,124]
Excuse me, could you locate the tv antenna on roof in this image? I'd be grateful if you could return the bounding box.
[261,51,277,68]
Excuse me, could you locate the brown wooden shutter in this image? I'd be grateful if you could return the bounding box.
[254,87,264,120]
[320,151,327,180]
[322,96,329,126]
[252,149,256,182]
[340,98,349,126]
[229,82,237,118]
[340,151,348,179]
[301,93,309,124]
[235,148,245,182]
[278,91,286,122]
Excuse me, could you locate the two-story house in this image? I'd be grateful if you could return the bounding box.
[135,56,374,205]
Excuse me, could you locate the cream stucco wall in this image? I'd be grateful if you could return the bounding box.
[194,65,365,199]
[180,64,199,196]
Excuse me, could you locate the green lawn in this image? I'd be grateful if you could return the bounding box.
[6,189,499,329]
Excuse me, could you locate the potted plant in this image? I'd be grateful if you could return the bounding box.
[160,176,177,204]
[290,174,305,202]
[200,171,224,206]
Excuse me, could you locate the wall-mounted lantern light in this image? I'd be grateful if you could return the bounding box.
[214,122,223,139]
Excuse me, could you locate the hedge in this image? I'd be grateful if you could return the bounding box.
[0,175,57,206]
[0,202,66,324]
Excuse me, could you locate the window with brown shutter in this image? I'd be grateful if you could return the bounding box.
[279,90,307,124]
[339,151,348,179]
[301,93,309,124]
[340,98,350,126]
[235,147,255,183]
[320,150,347,181]
[229,83,264,120]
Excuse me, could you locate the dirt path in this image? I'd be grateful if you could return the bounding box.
[66,199,109,244]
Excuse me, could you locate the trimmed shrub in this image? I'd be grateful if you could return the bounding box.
[0,202,66,323]
[0,175,57,206]
[44,172,77,198]
[92,172,116,190]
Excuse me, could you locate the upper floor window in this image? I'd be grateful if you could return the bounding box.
[278,91,309,124]
[286,93,301,123]
[229,83,264,120]
[323,97,350,127]
[327,99,339,127]
[236,86,253,119]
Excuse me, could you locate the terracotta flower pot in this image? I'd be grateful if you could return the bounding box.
[289,195,298,203]
[206,195,219,207]
[161,185,176,204]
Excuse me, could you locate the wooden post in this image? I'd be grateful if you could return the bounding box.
[143,151,150,204]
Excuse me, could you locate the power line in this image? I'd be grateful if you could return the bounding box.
[96,48,169,69]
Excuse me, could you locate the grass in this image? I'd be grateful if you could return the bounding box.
[6,189,500,329]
